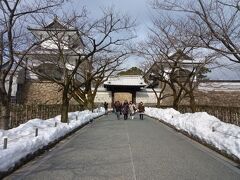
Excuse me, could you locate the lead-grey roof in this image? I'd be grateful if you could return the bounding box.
[104,75,147,87]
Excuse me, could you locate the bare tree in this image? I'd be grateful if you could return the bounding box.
[0,0,64,129]
[152,0,240,63]
[71,53,129,110]
[26,9,135,123]
[139,17,211,111]
[141,60,171,108]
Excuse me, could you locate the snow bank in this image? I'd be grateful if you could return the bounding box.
[0,107,105,172]
[145,107,240,160]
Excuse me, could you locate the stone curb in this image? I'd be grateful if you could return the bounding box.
[0,114,104,179]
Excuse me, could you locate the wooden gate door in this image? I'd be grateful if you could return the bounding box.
[114,92,132,103]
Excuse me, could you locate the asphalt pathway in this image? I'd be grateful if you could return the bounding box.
[6,113,240,180]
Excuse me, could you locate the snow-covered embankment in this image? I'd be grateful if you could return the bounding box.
[0,108,105,173]
[145,107,240,161]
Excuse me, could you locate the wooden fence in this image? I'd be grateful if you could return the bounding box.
[2,104,239,128]
[1,104,83,128]
[160,105,240,126]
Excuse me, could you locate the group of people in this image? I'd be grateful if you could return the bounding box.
[113,100,145,120]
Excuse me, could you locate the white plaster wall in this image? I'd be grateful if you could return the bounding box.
[198,82,240,92]
[94,88,160,106]
[94,91,112,104]
[136,89,159,104]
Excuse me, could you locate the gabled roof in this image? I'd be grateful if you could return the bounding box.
[45,17,66,29]
[28,16,77,31]
[27,17,85,50]
[44,16,76,30]
[169,50,193,61]
[145,50,203,78]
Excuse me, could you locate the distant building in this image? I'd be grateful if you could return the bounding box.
[99,75,156,104]
[15,21,240,107]
[15,17,159,106]
[95,75,159,105]
[16,17,84,104]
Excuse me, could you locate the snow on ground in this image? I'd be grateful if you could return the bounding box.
[145,107,240,160]
[0,108,105,172]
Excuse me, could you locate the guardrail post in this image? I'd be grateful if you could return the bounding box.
[54,122,57,127]
[3,137,7,149]
[35,128,38,137]
[212,127,215,132]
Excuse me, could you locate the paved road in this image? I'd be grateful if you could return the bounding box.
[6,113,240,180]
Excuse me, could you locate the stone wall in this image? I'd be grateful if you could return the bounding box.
[19,82,113,105]
[195,91,240,107]
[18,81,240,107]
[145,83,240,107]
[160,87,240,107]
[18,81,62,104]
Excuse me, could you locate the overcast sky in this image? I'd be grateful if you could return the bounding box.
[64,0,151,67]
[63,0,240,80]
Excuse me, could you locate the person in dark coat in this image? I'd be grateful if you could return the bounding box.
[122,100,129,120]
[103,102,108,114]
[138,102,145,120]
[114,101,122,120]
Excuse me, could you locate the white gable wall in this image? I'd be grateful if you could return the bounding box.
[136,89,160,105]
[93,87,160,106]
[94,88,112,105]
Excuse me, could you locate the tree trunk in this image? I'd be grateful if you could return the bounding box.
[172,92,180,110]
[84,95,95,111]
[61,87,69,123]
[156,98,161,108]
[0,95,10,130]
[189,92,196,113]
[86,100,94,111]
[172,99,179,110]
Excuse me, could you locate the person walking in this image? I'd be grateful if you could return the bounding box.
[114,101,122,120]
[138,102,145,120]
[103,102,108,114]
[112,101,115,113]
[129,101,136,120]
[122,100,129,120]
